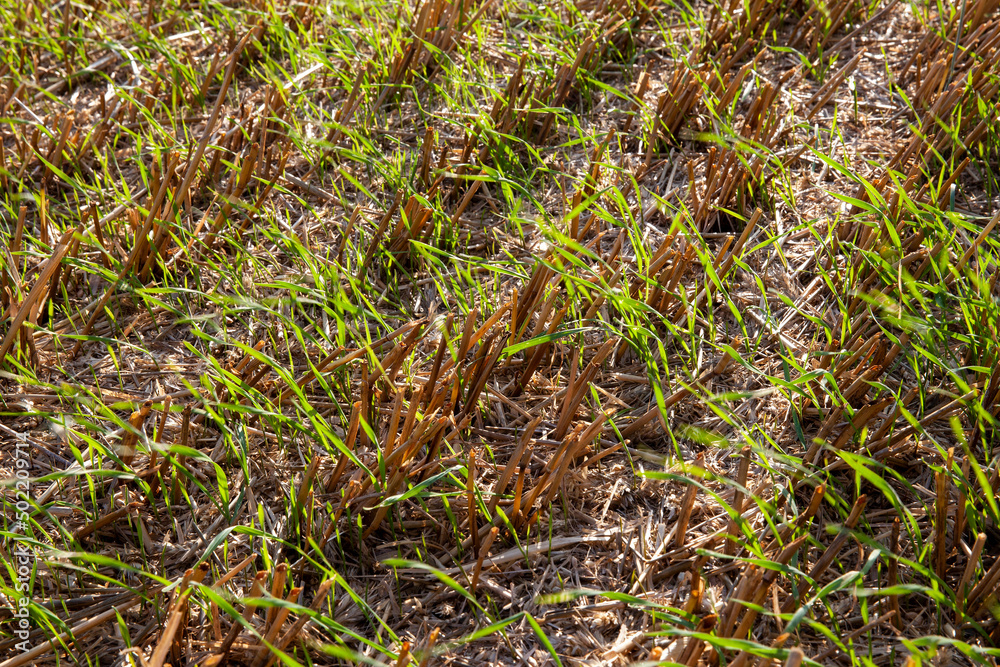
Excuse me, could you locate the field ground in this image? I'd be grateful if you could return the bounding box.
[2,0,1000,665]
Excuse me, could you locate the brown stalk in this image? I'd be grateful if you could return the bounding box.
[507,287,521,341]
[867,389,977,452]
[397,394,429,457]
[674,210,761,324]
[337,205,361,262]
[72,501,140,541]
[360,462,414,542]
[295,455,322,532]
[148,588,193,667]
[622,67,650,134]
[12,205,26,264]
[0,137,7,191]
[118,400,152,466]
[44,114,73,183]
[454,307,480,366]
[536,39,593,144]
[935,449,953,581]
[697,147,720,225]
[467,449,480,556]
[170,406,191,505]
[197,49,224,103]
[660,246,697,311]
[263,579,335,667]
[143,396,172,499]
[415,414,450,482]
[520,444,570,524]
[680,614,716,666]
[764,484,826,554]
[829,397,893,452]
[236,142,289,236]
[582,268,621,320]
[417,627,440,667]
[683,560,706,614]
[886,517,901,628]
[832,332,882,378]
[387,197,419,254]
[622,344,736,437]
[365,321,425,397]
[357,191,403,280]
[146,440,171,500]
[210,571,268,667]
[213,555,256,590]
[322,477,364,543]
[509,454,530,520]
[419,126,435,188]
[148,395,172,470]
[198,142,261,256]
[450,169,486,226]
[919,158,969,205]
[325,401,362,492]
[675,475,699,549]
[955,456,970,544]
[571,412,610,463]
[264,564,289,634]
[424,317,452,406]
[392,642,412,667]
[783,648,804,667]
[725,445,752,556]
[956,532,987,624]
[512,302,567,394]
[470,526,499,594]
[362,416,447,539]
[966,551,1000,616]
[553,338,615,439]
[140,160,182,276]
[383,387,405,461]
[459,332,506,418]
[718,561,759,637]
[781,495,868,613]
[250,586,302,667]
[537,429,585,510]
[167,563,209,664]
[731,534,808,639]
[43,231,79,310]
[0,225,78,367]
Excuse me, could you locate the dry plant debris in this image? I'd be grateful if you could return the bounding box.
[2,0,1000,665]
